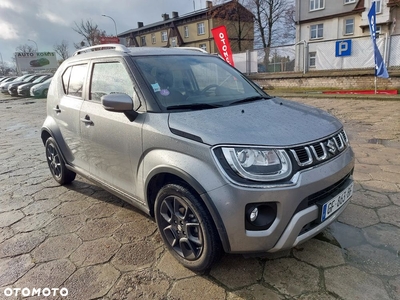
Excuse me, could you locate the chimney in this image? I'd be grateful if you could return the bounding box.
[137,22,144,28]
[206,1,213,9]
[172,11,179,18]
[162,13,170,21]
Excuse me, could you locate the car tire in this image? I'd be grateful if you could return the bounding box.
[43,89,48,98]
[45,137,76,185]
[155,183,222,272]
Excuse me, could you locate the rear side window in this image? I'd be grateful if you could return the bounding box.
[90,62,134,101]
[62,64,87,98]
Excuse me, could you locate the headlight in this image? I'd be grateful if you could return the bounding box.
[220,147,292,181]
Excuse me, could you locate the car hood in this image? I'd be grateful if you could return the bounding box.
[167,97,343,146]
[19,82,35,89]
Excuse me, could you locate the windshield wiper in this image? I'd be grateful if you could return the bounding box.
[228,96,270,106]
[166,103,222,111]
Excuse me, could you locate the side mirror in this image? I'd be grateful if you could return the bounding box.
[102,93,134,112]
[101,93,140,122]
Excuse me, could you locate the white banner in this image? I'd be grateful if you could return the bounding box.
[15,52,58,72]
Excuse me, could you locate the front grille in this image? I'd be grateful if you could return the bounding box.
[290,130,348,168]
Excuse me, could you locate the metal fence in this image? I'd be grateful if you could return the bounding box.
[245,33,400,74]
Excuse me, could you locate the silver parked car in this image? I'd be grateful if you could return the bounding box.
[41,45,355,271]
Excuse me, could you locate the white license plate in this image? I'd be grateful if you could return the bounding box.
[320,182,353,222]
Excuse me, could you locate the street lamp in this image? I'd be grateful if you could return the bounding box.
[102,14,118,36]
[0,52,4,75]
[27,39,38,52]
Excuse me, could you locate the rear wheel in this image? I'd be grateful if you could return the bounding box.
[45,137,76,185]
[155,183,222,272]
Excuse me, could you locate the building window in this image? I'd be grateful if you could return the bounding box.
[151,33,156,44]
[310,0,324,11]
[344,0,355,4]
[375,0,382,13]
[310,24,324,39]
[197,22,205,35]
[184,26,189,38]
[199,43,207,51]
[140,36,146,46]
[171,37,177,47]
[345,19,354,35]
[161,31,168,42]
[376,25,382,36]
[309,52,316,68]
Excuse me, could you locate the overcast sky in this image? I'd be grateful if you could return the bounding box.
[0,0,205,66]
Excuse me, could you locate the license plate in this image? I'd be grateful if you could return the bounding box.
[320,182,353,222]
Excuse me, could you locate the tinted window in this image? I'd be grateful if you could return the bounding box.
[62,64,87,98]
[90,61,134,101]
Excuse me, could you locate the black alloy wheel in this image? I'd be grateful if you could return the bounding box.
[45,137,76,185]
[155,183,222,272]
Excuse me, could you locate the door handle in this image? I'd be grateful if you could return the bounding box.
[80,115,94,126]
[53,105,61,113]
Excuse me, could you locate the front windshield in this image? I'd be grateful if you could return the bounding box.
[134,55,267,111]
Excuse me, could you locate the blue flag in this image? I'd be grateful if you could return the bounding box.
[368,2,389,78]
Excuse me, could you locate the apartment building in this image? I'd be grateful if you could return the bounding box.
[118,0,254,54]
[295,0,400,71]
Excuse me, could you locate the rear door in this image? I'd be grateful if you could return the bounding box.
[79,58,144,198]
[53,63,89,171]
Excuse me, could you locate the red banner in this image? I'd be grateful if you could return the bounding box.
[100,37,120,44]
[211,26,234,67]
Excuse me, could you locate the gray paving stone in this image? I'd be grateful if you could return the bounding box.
[377,205,400,227]
[263,258,319,296]
[77,217,121,241]
[293,239,345,268]
[229,284,283,300]
[0,196,33,212]
[52,200,92,217]
[389,277,400,300]
[325,265,390,300]
[350,190,391,208]
[111,240,157,271]
[63,264,120,300]
[0,231,46,258]
[83,202,121,219]
[0,227,14,244]
[16,259,75,290]
[113,220,157,244]
[345,244,400,276]
[70,237,120,267]
[363,223,400,252]
[156,251,195,280]
[338,203,380,228]
[31,233,81,263]
[22,199,61,215]
[361,180,400,193]
[169,276,226,300]
[294,292,338,300]
[389,193,400,206]
[107,269,171,300]
[210,255,263,289]
[11,212,54,233]
[0,254,34,286]
[0,211,24,227]
[43,215,85,236]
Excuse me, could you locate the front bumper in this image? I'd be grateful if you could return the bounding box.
[206,146,355,253]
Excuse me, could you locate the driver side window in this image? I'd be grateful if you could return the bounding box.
[90,61,134,102]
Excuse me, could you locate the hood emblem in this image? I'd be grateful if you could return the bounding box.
[326,139,337,154]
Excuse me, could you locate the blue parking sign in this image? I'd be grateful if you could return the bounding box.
[335,40,352,57]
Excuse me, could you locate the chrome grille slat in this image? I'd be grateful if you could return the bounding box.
[290,130,348,168]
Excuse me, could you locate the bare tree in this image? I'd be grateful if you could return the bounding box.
[247,0,295,70]
[54,40,70,62]
[72,19,106,48]
[211,0,254,53]
[15,44,36,53]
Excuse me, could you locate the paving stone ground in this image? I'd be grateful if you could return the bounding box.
[0,94,399,300]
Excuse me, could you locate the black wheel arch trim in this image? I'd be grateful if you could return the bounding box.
[41,120,74,165]
[145,165,231,253]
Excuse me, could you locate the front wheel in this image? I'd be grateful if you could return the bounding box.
[155,183,222,272]
[45,137,76,185]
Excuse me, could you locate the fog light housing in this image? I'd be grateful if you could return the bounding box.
[245,203,277,231]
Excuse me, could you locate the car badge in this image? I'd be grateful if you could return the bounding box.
[326,139,337,154]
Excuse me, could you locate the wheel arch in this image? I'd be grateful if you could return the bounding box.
[145,166,231,252]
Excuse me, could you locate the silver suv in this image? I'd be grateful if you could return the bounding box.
[41,45,355,271]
